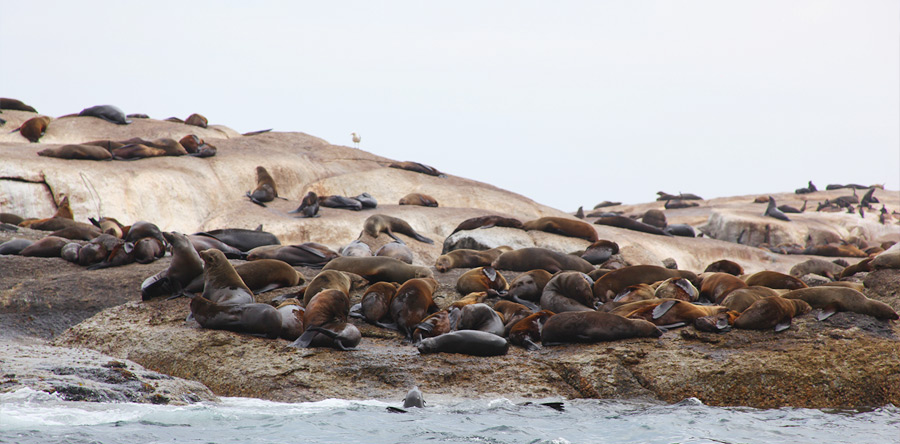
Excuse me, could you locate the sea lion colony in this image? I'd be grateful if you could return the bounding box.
[1,98,899,357]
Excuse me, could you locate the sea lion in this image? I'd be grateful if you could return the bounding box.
[197,249,254,305]
[0,238,34,255]
[412,308,459,341]
[245,166,278,207]
[389,161,445,177]
[188,234,246,260]
[693,310,742,333]
[37,144,113,160]
[592,265,699,304]
[541,271,596,313]
[390,277,440,338]
[782,287,899,320]
[506,269,554,303]
[0,98,37,112]
[492,247,594,274]
[353,192,378,209]
[78,105,131,124]
[523,217,599,243]
[641,210,667,229]
[274,298,305,340]
[434,246,512,272]
[229,259,305,294]
[185,113,208,128]
[319,195,363,211]
[789,258,844,279]
[350,281,400,329]
[246,243,338,267]
[89,217,125,238]
[448,291,491,309]
[323,256,433,283]
[704,260,744,276]
[374,241,415,264]
[593,201,621,209]
[802,244,868,258]
[19,236,68,257]
[664,200,699,210]
[872,251,900,270]
[0,213,25,225]
[698,272,749,304]
[189,295,282,338]
[193,227,280,252]
[60,242,81,263]
[303,270,362,305]
[762,196,791,221]
[49,224,102,241]
[191,142,217,158]
[77,234,119,266]
[456,303,505,336]
[493,300,533,336]
[450,215,524,235]
[21,217,80,232]
[720,286,781,312]
[653,277,699,302]
[455,266,508,295]
[733,296,811,331]
[778,200,807,214]
[795,181,817,194]
[657,191,702,201]
[507,310,554,350]
[839,257,873,278]
[399,193,438,207]
[580,240,619,265]
[611,283,657,304]
[291,289,361,350]
[179,134,203,153]
[141,232,205,300]
[627,299,729,328]
[593,216,671,236]
[339,239,372,257]
[744,271,807,290]
[663,224,696,237]
[541,311,662,345]
[289,192,320,218]
[15,116,50,143]
[417,330,509,356]
[363,214,433,244]
[133,237,165,264]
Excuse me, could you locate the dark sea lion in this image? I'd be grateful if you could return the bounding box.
[541,271,596,313]
[231,259,305,294]
[860,187,878,208]
[580,240,620,265]
[641,210,667,229]
[782,287,898,320]
[133,237,165,264]
[456,266,508,295]
[593,201,621,209]
[319,195,363,211]
[78,105,131,124]
[523,217,598,242]
[274,298,305,340]
[353,192,378,209]
[390,277,440,338]
[789,258,844,279]
[291,289,361,350]
[593,216,672,236]
[506,269,554,303]
[802,244,868,258]
[627,299,728,328]
[744,271,808,290]
[85,239,138,270]
[37,144,114,161]
[653,277,699,302]
[323,256,432,283]
[592,265,699,304]
[191,142,217,158]
[60,242,81,263]
[246,166,278,207]
[124,221,165,245]
[374,241,415,264]
[193,227,280,252]
[141,232,205,300]
[493,300,533,336]
[19,236,68,257]
[720,286,780,312]
[303,270,360,305]
[664,200,699,210]
[456,303,505,336]
[450,215,524,235]
[778,200,807,214]
[657,191,702,201]
[289,192,320,218]
[417,330,509,356]
[49,224,102,241]
[434,246,512,272]
[190,295,282,338]
[399,193,438,207]
[185,113,208,128]
[0,213,25,225]
[492,247,594,274]
[0,238,34,255]
[704,260,744,276]
[389,161,445,177]
[363,214,433,244]
[89,217,125,238]
[574,206,585,219]
[339,239,372,257]
[0,98,37,112]
[198,249,254,305]
[663,224,696,237]
[412,308,459,341]
[795,181,817,194]
[188,234,245,259]
[698,272,748,304]
[541,311,662,345]
[507,310,554,350]
[246,243,338,267]
[733,296,811,331]
[15,116,51,143]
[351,281,400,329]
[763,197,791,222]
[78,234,119,266]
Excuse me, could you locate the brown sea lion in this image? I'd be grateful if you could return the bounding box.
[111,143,166,160]
[580,240,619,265]
[507,310,554,350]
[390,277,440,338]
[339,239,372,257]
[189,234,245,259]
[641,209,667,229]
[448,291,491,309]
[231,259,305,294]
[456,303,505,336]
[179,135,203,153]
[434,246,512,272]
[302,270,364,305]
[412,308,459,342]
[78,234,119,266]
[698,272,749,304]
[506,269,554,303]
[594,216,672,236]
[872,251,900,270]
[492,247,594,274]
[197,249,254,305]
[664,200,699,210]
[291,289,361,350]
[246,243,338,267]
[592,265,699,304]
[693,310,741,333]
[323,256,433,283]
[416,330,509,356]
[37,144,113,161]
[0,213,25,225]
[18,236,68,257]
[733,296,811,331]
[704,260,744,276]
[493,300,533,336]
[15,116,51,143]
[0,98,37,112]
[803,244,868,258]
[141,232,205,300]
[789,258,844,279]
[450,215,524,235]
[274,298,305,340]
[743,271,808,290]
[839,257,873,278]
[719,286,781,312]
[399,193,438,207]
[350,281,401,329]
[89,217,125,238]
[124,221,165,245]
[782,287,899,320]
[541,311,662,345]
[455,266,508,295]
[374,241,415,264]
[363,214,433,244]
[523,217,598,243]
[49,224,102,241]
[189,295,282,338]
[289,191,320,218]
[653,277,699,302]
[389,161,444,177]
[612,283,657,304]
[246,166,278,207]
[657,191,702,201]
[133,237,165,264]
[541,271,596,313]
[627,299,729,328]
[185,113,208,128]
[52,196,73,220]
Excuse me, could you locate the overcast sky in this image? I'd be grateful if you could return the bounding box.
[2,1,898,211]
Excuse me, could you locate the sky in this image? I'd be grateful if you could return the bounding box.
[2,1,898,212]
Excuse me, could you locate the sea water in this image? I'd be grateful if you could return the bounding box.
[1,388,897,444]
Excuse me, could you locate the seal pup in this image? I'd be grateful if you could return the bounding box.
[78,105,131,124]
[399,193,439,207]
[412,308,460,341]
[523,217,599,243]
[733,296,811,332]
[764,196,791,221]
[245,166,279,207]
[417,330,509,356]
[493,300,534,336]
[541,311,662,345]
[14,116,50,143]
[289,192,320,218]
[455,266,508,295]
[363,214,433,244]
[353,192,378,209]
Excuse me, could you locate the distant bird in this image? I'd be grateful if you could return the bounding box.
[764,196,791,221]
[350,132,361,148]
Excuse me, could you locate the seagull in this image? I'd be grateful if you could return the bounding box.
[350,132,361,148]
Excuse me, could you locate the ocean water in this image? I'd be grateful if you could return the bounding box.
[1,388,897,444]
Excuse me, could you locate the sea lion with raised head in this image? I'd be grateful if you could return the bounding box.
[492,247,594,274]
[455,266,508,295]
[541,311,662,345]
[78,105,131,124]
[390,277,440,339]
[782,287,898,320]
[374,241,415,264]
[733,296,811,331]
[323,256,433,283]
[592,265,699,304]
[399,193,439,207]
[523,217,599,243]
[363,214,434,244]
[289,192,320,218]
[434,246,512,272]
[417,330,509,356]
[197,249,254,305]
[763,196,791,221]
[245,166,278,207]
[302,270,361,305]
[541,271,596,313]
[141,232,205,300]
[450,215,524,235]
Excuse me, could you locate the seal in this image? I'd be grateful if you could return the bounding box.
[15,116,50,143]
[593,216,671,236]
[872,251,900,270]
[663,224,696,237]
[189,295,282,338]
[185,113,208,128]
[0,98,37,112]
[626,299,729,328]
[60,242,81,263]
[323,256,433,283]
[641,210,667,229]
[593,201,621,209]
[839,257,873,278]
[49,224,102,241]
[197,249,254,305]
[541,311,662,345]
[111,143,166,160]
[507,310,554,350]
[704,260,744,276]
[19,236,69,257]
[657,191,702,201]
[802,244,868,258]
[743,271,807,290]
[291,289,361,350]
[339,239,372,257]
[354,192,378,209]
[273,298,305,340]
[374,241,415,264]
[189,234,246,259]
[455,266,508,295]
[492,247,594,274]
[350,281,400,329]
[389,277,440,338]
[246,166,278,207]
[141,231,205,300]
[733,296,811,331]
[230,259,305,294]
[124,221,165,246]
[611,283,656,304]
[592,265,699,304]
[664,200,699,210]
[434,246,512,272]
[505,269,554,303]
[782,287,899,320]
[417,330,509,356]
[450,215,524,235]
[764,196,791,221]
[412,308,459,341]
[653,277,699,302]
[399,193,438,207]
[78,105,132,124]
[720,286,781,312]
[389,161,445,177]
[289,192,320,218]
[788,258,844,279]
[493,300,533,336]
[133,237,165,264]
[77,234,119,266]
[456,303,505,336]
[0,238,34,255]
[89,217,125,238]
[246,243,339,267]
[302,269,363,305]
[192,227,281,252]
[698,272,748,304]
[363,214,434,244]
[319,195,363,211]
[0,213,25,225]
[523,217,599,242]
[541,271,596,313]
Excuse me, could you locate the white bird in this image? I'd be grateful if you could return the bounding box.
[350,132,361,148]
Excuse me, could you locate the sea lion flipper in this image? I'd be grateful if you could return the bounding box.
[523,338,542,351]
[386,407,408,414]
[294,244,326,258]
[651,300,677,320]
[412,233,434,245]
[289,329,319,348]
[817,306,837,321]
[539,402,565,412]
[385,231,405,244]
[482,266,497,282]
[375,321,399,330]
[349,303,364,318]
[414,322,434,333]
[657,322,687,330]
[774,319,792,332]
